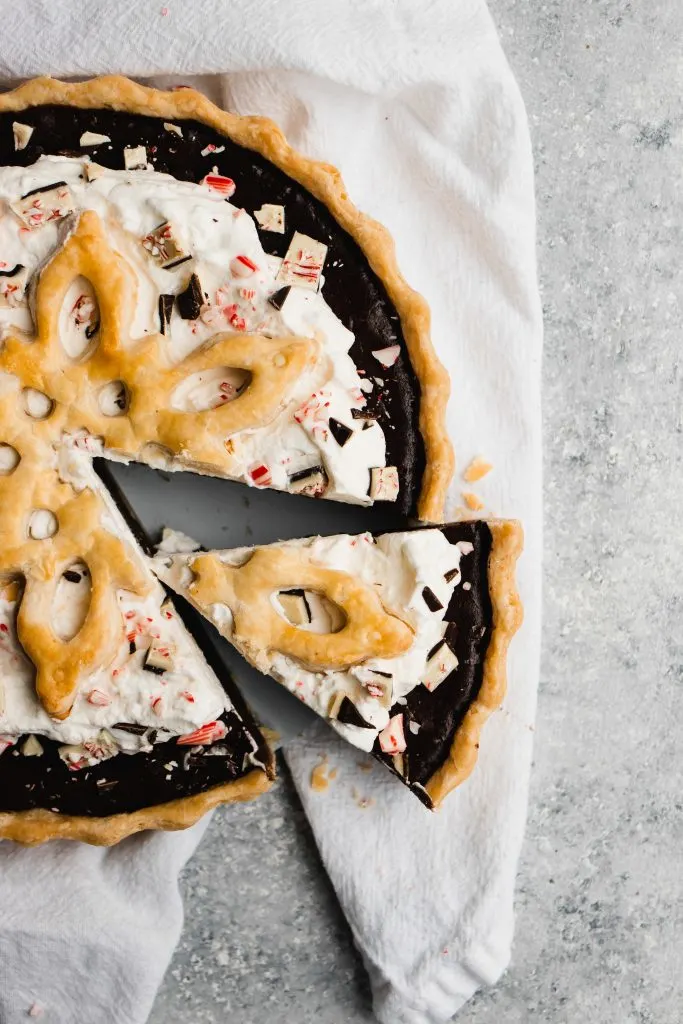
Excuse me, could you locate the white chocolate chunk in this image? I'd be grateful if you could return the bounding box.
[144,636,176,674]
[371,345,400,368]
[11,182,75,229]
[164,122,183,137]
[12,122,33,151]
[79,131,111,146]
[123,145,148,170]
[277,590,311,626]
[378,713,406,754]
[141,221,191,269]
[21,734,44,756]
[369,466,399,502]
[84,161,106,182]
[254,204,285,233]
[277,231,327,291]
[422,642,458,692]
[28,509,58,540]
[0,265,29,308]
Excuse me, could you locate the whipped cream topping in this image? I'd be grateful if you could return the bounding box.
[0,155,388,505]
[0,454,230,756]
[155,529,473,753]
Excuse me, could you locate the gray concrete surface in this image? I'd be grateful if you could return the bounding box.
[148,3,683,1021]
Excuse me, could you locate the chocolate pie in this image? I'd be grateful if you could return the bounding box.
[154,519,523,808]
[0,74,503,842]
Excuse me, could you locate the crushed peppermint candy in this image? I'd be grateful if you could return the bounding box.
[248,462,272,488]
[200,171,236,196]
[230,254,259,277]
[200,143,226,157]
[177,720,227,745]
[277,231,328,292]
[86,689,111,706]
[378,714,407,754]
[0,264,29,308]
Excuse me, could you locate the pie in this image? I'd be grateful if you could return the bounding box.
[0,70,516,839]
[154,519,523,808]
[0,75,461,843]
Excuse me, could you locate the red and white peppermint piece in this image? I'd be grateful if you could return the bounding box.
[248,462,272,487]
[371,345,401,368]
[201,172,235,196]
[86,689,111,706]
[151,695,164,715]
[369,466,400,502]
[0,735,15,755]
[230,254,259,277]
[254,203,285,233]
[378,714,407,755]
[177,720,227,745]
[200,143,226,158]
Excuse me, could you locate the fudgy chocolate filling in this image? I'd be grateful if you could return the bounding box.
[371,521,493,808]
[0,105,424,515]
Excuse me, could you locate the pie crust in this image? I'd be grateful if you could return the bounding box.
[425,519,523,807]
[0,75,454,522]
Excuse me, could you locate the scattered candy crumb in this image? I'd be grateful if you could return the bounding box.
[27,1004,44,1018]
[462,491,484,511]
[357,760,373,772]
[351,787,374,809]
[463,456,493,483]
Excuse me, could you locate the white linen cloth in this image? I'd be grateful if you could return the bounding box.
[0,2,542,1022]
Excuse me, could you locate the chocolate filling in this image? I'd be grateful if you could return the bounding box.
[371,521,493,808]
[0,104,423,515]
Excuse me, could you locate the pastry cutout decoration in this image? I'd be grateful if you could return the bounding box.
[0,407,150,720]
[0,210,321,469]
[188,547,414,672]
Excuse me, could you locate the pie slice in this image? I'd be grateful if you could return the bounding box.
[0,448,273,846]
[0,76,453,520]
[153,520,523,808]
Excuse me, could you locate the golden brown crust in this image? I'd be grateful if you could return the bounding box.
[0,75,453,521]
[425,519,524,808]
[189,546,414,673]
[0,762,274,846]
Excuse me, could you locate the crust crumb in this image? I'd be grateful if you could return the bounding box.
[357,760,373,772]
[310,755,336,792]
[463,456,492,483]
[462,491,484,511]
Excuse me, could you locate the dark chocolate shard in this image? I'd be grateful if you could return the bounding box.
[176,273,204,320]
[164,254,193,271]
[288,464,328,497]
[268,285,291,311]
[422,586,444,612]
[336,696,374,729]
[328,418,353,447]
[112,723,148,735]
[0,263,24,278]
[129,640,136,655]
[21,180,68,199]
[158,293,174,334]
[85,321,100,340]
[444,567,459,583]
[62,569,81,583]
[351,408,376,423]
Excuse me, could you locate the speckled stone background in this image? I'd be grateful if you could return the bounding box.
[148,3,682,1021]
